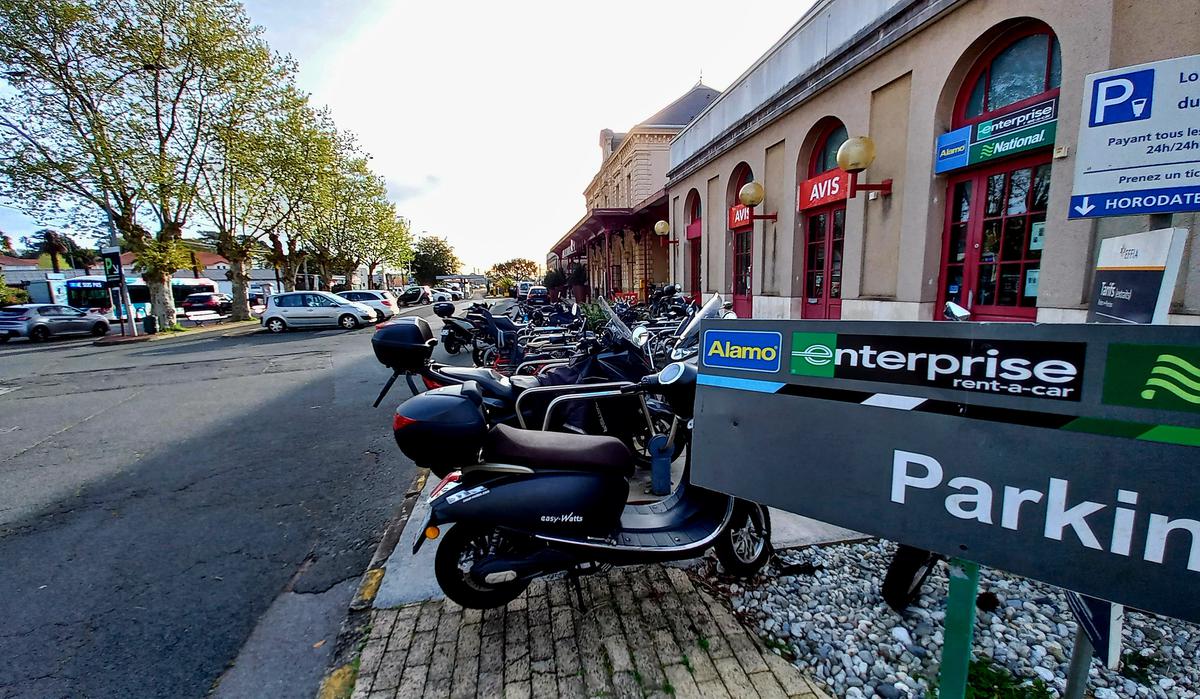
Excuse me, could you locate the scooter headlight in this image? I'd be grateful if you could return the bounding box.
[659,362,686,385]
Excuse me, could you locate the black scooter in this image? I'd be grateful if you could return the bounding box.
[376,353,772,610]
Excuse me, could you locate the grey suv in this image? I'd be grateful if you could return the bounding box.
[260,291,377,333]
[0,304,110,342]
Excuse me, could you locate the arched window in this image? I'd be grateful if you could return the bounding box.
[730,163,754,202]
[688,195,701,223]
[811,124,848,176]
[958,27,1061,124]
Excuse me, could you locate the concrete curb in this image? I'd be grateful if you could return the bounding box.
[315,468,429,699]
[93,319,260,346]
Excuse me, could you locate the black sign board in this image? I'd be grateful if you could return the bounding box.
[692,320,1200,623]
[1087,228,1186,325]
[100,246,123,288]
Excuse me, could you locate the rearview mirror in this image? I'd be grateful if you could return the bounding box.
[632,326,649,347]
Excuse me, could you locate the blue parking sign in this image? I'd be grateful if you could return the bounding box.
[1088,68,1154,127]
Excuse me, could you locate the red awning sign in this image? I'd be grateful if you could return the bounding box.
[728,204,752,230]
[686,220,703,240]
[798,169,851,211]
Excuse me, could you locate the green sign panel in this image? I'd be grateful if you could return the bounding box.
[1104,343,1200,414]
[789,332,837,377]
[969,121,1057,166]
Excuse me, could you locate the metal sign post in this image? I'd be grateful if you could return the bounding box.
[100,246,137,338]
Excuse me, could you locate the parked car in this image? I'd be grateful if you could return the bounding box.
[0,304,110,342]
[181,293,233,316]
[526,285,549,304]
[397,286,432,306]
[431,287,460,302]
[259,291,377,333]
[516,280,533,299]
[339,290,398,320]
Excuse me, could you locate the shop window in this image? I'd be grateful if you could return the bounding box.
[961,30,1061,120]
[813,124,848,176]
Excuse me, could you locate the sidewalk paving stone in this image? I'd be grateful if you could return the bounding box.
[351,564,830,698]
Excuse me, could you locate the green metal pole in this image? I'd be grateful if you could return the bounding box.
[938,558,980,699]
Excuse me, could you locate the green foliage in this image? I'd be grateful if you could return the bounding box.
[579,303,608,332]
[568,263,588,287]
[410,236,460,285]
[487,258,539,285]
[0,274,29,306]
[543,268,566,288]
[930,659,1054,699]
[1120,651,1165,686]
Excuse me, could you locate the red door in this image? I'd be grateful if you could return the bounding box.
[801,206,845,319]
[689,240,702,300]
[732,230,752,317]
[938,153,1050,321]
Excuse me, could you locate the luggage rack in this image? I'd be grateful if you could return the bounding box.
[512,382,654,435]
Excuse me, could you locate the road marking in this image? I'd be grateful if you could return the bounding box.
[0,387,18,397]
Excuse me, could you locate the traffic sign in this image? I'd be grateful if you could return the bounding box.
[1070,53,1200,218]
[100,246,123,288]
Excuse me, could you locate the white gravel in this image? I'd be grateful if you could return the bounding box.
[701,539,1199,698]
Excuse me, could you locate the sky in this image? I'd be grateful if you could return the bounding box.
[2,0,814,272]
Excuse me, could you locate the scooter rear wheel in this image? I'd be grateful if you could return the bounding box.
[714,501,772,577]
[434,524,530,609]
[443,337,461,355]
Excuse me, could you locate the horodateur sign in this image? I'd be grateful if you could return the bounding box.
[692,320,1200,624]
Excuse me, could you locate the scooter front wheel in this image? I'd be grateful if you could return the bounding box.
[434,524,530,609]
[714,501,772,577]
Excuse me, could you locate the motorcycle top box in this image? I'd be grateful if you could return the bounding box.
[432,301,456,318]
[372,317,436,371]
[393,382,487,475]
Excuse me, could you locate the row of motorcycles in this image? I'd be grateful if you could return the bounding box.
[370,292,765,609]
[369,288,935,611]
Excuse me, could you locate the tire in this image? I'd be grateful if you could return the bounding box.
[714,501,772,577]
[434,524,530,609]
[443,337,461,355]
[266,318,287,333]
[29,325,50,342]
[338,314,359,330]
[881,545,942,612]
[91,322,108,337]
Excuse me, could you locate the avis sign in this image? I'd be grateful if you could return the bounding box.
[1070,54,1200,218]
[728,204,752,230]
[798,169,851,211]
[692,318,1200,623]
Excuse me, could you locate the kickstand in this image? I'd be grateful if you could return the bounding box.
[568,569,587,611]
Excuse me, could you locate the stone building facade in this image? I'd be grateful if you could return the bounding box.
[665,0,1200,322]
[549,84,719,300]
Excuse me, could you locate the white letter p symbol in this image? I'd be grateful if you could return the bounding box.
[1095,78,1134,123]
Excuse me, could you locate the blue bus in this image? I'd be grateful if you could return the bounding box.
[66,276,218,320]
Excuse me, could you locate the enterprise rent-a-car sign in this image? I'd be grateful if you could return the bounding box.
[691,319,1200,624]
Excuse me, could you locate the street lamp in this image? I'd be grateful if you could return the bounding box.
[836,135,893,198]
[736,180,778,222]
[654,220,677,247]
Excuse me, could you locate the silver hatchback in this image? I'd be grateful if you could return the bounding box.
[0,304,110,343]
[260,291,378,333]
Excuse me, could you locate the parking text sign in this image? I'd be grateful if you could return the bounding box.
[1070,54,1200,218]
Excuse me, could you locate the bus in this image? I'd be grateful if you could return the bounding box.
[65,276,218,320]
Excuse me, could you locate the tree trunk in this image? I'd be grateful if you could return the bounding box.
[367,263,378,290]
[49,253,61,273]
[320,264,333,291]
[147,273,176,328]
[227,258,252,321]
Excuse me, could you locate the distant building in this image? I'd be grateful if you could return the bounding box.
[0,255,39,272]
[547,83,719,300]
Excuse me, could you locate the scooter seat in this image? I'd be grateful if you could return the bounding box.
[440,367,538,400]
[483,424,633,478]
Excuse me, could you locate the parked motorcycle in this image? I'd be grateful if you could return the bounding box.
[879,301,969,611]
[379,358,772,609]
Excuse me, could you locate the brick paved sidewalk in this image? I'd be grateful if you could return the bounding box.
[351,565,829,699]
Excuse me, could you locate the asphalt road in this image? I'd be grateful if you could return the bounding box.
[0,302,463,698]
